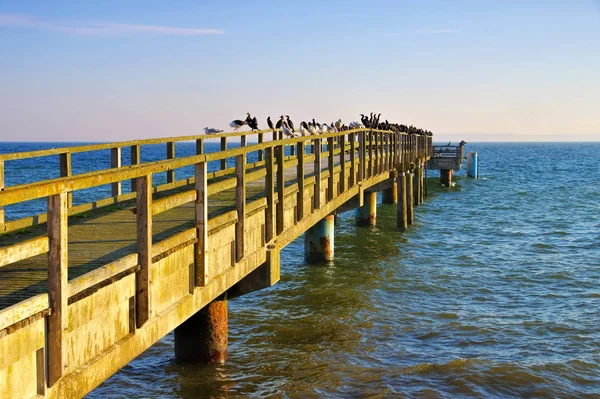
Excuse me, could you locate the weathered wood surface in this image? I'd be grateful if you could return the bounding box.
[0,130,431,399]
[0,150,353,309]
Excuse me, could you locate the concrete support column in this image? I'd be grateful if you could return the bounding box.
[440,169,453,188]
[382,182,398,204]
[356,191,377,226]
[174,294,228,364]
[407,171,414,225]
[424,165,428,198]
[414,166,422,206]
[304,214,335,262]
[420,162,426,201]
[396,172,407,231]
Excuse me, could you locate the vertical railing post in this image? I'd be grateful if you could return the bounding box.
[339,133,346,193]
[59,152,72,207]
[314,138,322,210]
[377,132,382,174]
[0,160,4,232]
[327,136,335,201]
[235,155,246,262]
[296,140,305,221]
[196,138,204,155]
[166,142,175,183]
[349,132,356,188]
[130,144,140,192]
[220,137,227,170]
[136,175,152,327]
[276,145,285,234]
[195,162,208,286]
[258,132,264,162]
[359,131,366,182]
[368,131,374,178]
[111,147,122,197]
[47,192,68,386]
[265,147,275,242]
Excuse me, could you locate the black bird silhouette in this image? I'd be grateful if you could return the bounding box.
[286,115,295,132]
[248,116,259,131]
[300,121,309,130]
[275,115,285,129]
[267,116,275,131]
[360,114,370,128]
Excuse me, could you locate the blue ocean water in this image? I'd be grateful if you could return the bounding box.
[1,141,599,398]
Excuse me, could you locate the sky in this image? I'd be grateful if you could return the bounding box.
[0,0,599,142]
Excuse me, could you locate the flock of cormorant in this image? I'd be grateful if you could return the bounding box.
[203,112,433,138]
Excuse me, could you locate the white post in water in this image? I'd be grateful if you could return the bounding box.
[466,152,478,178]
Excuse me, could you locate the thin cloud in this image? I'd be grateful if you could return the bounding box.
[416,29,460,34]
[0,12,224,36]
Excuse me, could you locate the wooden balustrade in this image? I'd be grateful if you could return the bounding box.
[0,127,433,398]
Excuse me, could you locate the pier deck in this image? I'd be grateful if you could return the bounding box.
[0,129,431,399]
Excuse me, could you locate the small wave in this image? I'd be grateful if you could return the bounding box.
[402,357,486,375]
[531,242,552,249]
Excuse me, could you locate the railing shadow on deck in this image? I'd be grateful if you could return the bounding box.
[0,128,431,399]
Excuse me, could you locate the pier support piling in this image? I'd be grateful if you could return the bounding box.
[174,294,228,364]
[396,172,408,231]
[382,182,398,204]
[356,191,377,226]
[419,163,425,204]
[407,171,414,225]
[414,165,422,206]
[440,169,454,188]
[304,214,335,262]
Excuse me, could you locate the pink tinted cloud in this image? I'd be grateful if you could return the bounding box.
[0,12,224,36]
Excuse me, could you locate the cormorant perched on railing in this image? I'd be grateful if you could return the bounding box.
[267,116,275,131]
[285,115,295,132]
[245,113,259,131]
[275,115,285,129]
[360,114,370,128]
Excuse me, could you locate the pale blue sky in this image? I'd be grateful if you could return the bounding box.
[1,1,599,142]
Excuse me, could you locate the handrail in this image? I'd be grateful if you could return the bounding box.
[0,128,277,161]
[0,129,410,207]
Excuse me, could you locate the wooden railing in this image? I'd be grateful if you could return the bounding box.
[0,128,431,398]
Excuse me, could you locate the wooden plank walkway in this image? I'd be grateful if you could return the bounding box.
[0,129,431,399]
[0,153,341,309]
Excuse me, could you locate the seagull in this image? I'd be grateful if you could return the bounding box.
[319,124,329,134]
[230,119,247,131]
[447,141,451,146]
[267,116,275,131]
[299,122,309,136]
[286,115,295,132]
[282,124,295,138]
[334,119,343,131]
[204,127,223,134]
[308,124,318,135]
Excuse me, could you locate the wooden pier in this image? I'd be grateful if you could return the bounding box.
[0,128,431,399]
